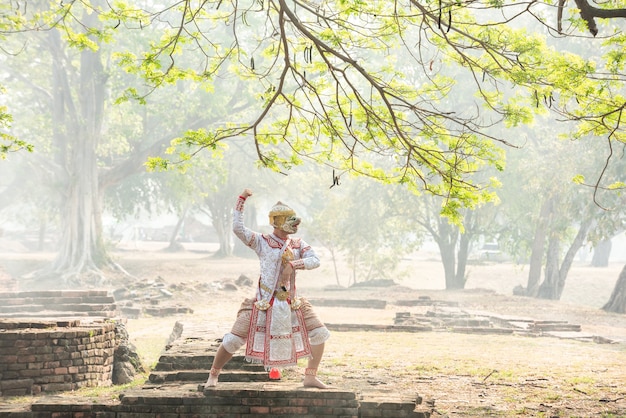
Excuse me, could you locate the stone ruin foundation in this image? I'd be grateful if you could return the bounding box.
[0,317,431,418]
[2,288,613,417]
[0,289,432,417]
[0,290,142,397]
[0,319,116,396]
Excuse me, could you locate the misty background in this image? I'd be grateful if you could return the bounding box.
[1,1,625,313]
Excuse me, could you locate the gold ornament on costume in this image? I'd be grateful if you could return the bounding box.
[254,299,271,310]
[290,297,303,310]
[282,248,294,265]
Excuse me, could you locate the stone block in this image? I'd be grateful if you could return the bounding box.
[0,378,34,391]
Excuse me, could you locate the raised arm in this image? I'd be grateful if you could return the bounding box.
[233,188,258,250]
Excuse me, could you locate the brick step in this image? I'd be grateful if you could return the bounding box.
[530,323,582,332]
[0,290,109,298]
[0,303,116,313]
[0,296,115,306]
[0,310,118,318]
[154,354,264,371]
[307,298,387,309]
[0,290,118,319]
[0,319,82,330]
[148,369,271,384]
[451,326,515,334]
[326,323,434,332]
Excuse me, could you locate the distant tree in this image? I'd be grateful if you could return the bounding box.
[496,123,625,300]
[193,147,261,257]
[413,194,502,290]
[590,239,612,267]
[0,156,59,251]
[536,213,596,300]
[603,264,626,313]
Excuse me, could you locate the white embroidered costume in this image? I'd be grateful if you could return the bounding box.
[220,195,330,369]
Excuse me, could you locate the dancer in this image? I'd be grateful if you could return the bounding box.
[205,188,330,389]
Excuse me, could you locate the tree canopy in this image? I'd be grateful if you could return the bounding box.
[3,0,624,222]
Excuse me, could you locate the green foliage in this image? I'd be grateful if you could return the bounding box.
[71,0,515,222]
[2,0,626,232]
[0,101,33,158]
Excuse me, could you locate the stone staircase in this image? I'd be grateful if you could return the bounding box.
[0,319,431,417]
[0,290,118,318]
[148,321,270,385]
[142,321,430,418]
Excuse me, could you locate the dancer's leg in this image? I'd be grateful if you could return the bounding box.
[206,299,252,387]
[205,344,234,387]
[303,342,328,389]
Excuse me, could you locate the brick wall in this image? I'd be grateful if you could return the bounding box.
[0,319,116,396]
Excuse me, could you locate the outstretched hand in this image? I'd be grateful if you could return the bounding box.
[241,188,253,198]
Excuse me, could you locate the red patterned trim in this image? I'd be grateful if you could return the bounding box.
[262,234,283,249]
[291,259,305,270]
[270,334,291,340]
[261,235,303,249]
[235,196,246,212]
[244,304,312,367]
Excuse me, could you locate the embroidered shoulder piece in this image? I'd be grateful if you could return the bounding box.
[261,235,302,249]
[262,234,283,249]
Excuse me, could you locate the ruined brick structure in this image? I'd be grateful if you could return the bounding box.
[0,319,116,396]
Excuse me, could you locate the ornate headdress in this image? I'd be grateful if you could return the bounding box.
[269,201,300,234]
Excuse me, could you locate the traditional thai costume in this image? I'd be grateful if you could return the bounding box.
[220,195,330,370]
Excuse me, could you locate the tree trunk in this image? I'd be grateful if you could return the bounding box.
[537,218,593,300]
[37,218,47,252]
[526,197,552,296]
[46,18,112,285]
[554,218,594,299]
[351,254,357,286]
[603,264,626,313]
[212,213,233,257]
[455,211,473,287]
[537,235,560,299]
[166,210,187,252]
[210,201,233,257]
[329,247,341,286]
[436,221,462,289]
[591,239,612,267]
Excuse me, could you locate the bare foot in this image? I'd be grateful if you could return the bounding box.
[303,374,328,389]
[205,374,219,387]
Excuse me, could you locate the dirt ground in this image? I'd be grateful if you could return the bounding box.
[2,241,626,417]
